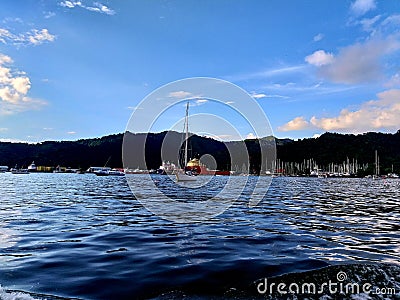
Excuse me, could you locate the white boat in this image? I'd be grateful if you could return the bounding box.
[94,169,125,176]
[11,168,29,174]
[0,166,8,173]
[388,173,399,178]
[175,169,197,181]
[10,164,29,174]
[124,168,148,174]
[157,161,177,175]
[86,166,111,173]
[108,169,125,176]
[175,102,196,182]
[28,161,37,172]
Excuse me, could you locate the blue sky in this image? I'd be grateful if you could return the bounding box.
[0,0,399,142]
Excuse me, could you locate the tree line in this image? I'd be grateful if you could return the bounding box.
[0,130,399,175]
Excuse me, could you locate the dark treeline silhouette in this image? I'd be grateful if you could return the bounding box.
[0,130,399,174]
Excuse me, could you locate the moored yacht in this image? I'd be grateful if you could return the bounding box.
[86,167,112,173]
[28,161,37,172]
[94,168,125,176]
[11,165,29,174]
[175,102,196,182]
[157,161,176,175]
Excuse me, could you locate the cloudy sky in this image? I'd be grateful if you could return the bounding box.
[0,0,399,142]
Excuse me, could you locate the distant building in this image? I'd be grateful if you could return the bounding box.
[37,166,54,172]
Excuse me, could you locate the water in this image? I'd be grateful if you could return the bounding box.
[0,173,399,299]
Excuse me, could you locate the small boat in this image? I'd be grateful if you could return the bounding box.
[86,166,112,173]
[89,156,125,176]
[175,102,196,182]
[388,173,399,178]
[11,168,29,174]
[0,166,8,173]
[28,161,37,172]
[124,168,149,174]
[10,165,29,174]
[94,169,125,176]
[174,169,197,181]
[108,169,125,176]
[157,161,176,175]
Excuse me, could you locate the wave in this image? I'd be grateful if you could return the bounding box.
[0,286,37,300]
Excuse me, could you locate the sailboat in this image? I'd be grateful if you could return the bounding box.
[175,102,197,182]
[373,150,380,180]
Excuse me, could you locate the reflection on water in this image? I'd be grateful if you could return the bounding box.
[0,173,398,298]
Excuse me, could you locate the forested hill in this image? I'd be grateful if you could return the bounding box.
[0,130,399,174]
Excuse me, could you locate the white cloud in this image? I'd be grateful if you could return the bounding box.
[251,93,267,99]
[306,36,400,84]
[195,99,208,105]
[60,1,82,8]
[278,117,310,132]
[0,138,35,143]
[28,29,56,45]
[382,14,400,27]
[0,27,56,46]
[305,50,334,67]
[312,133,323,139]
[226,65,305,82]
[280,89,400,133]
[0,97,47,115]
[0,87,20,103]
[313,33,324,42]
[11,77,31,94]
[0,127,8,132]
[350,0,376,16]
[246,133,257,139]
[44,11,56,19]
[203,134,238,141]
[0,53,12,64]
[267,94,290,99]
[385,73,400,88]
[0,28,14,44]
[60,1,115,15]
[0,53,47,114]
[251,92,289,99]
[86,2,115,15]
[351,13,400,35]
[358,15,381,32]
[67,131,77,134]
[168,91,193,99]
[2,17,23,24]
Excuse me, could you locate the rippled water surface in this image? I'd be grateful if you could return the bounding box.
[0,173,399,299]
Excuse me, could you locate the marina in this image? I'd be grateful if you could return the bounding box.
[0,163,398,179]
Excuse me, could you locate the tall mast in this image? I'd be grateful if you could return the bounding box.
[375,150,379,176]
[377,153,380,176]
[184,101,189,165]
